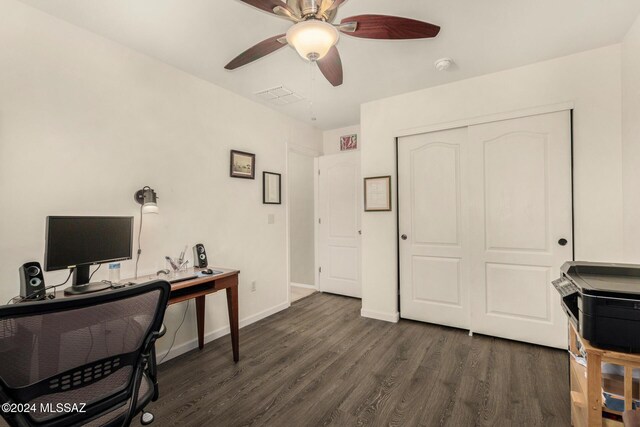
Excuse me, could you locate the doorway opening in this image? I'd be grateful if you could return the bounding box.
[288,148,319,303]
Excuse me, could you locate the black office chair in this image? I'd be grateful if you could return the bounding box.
[0,280,170,427]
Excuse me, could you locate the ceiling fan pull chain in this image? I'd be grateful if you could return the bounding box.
[308,60,317,122]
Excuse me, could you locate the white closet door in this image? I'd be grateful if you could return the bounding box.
[318,152,361,298]
[398,128,471,329]
[468,111,573,348]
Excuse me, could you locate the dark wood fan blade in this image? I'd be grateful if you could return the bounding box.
[238,0,296,18]
[317,46,343,87]
[225,34,287,70]
[340,14,440,39]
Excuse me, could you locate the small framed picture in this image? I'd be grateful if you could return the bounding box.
[340,134,358,151]
[364,176,392,212]
[263,172,281,205]
[230,150,256,179]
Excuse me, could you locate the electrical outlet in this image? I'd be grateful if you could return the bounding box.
[251,281,257,292]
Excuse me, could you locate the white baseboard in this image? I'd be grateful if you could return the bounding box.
[290,282,318,290]
[360,308,400,323]
[157,301,291,363]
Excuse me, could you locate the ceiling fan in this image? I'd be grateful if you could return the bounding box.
[224,0,441,87]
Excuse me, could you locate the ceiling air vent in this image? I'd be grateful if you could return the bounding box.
[255,86,304,106]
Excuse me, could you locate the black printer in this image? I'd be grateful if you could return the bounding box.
[553,261,640,353]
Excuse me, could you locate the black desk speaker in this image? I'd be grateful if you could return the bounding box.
[19,261,46,300]
[193,244,208,268]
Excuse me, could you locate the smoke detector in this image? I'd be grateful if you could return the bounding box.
[435,57,454,71]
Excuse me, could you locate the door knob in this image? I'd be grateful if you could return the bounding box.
[401,234,408,240]
[558,238,568,246]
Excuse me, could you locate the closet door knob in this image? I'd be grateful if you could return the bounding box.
[401,234,408,240]
[558,238,568,246]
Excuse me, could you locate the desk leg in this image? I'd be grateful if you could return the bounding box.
[196,295,205,350]
[226,285,239,362]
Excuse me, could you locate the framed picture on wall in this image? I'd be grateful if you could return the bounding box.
[364,176,392,212]
[340,134,358,151]
[263,172,281,204]
[230,150,256,179]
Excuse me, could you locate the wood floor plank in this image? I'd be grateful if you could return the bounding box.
[258,318,397,426]
[405,327,472,426]
[270,319,419,426]
[478,336,515,426]
[208,302,366,425]
[131,293,571,427]
[157,296,356,425]
[349,322,435,425]
[423,329,488,426]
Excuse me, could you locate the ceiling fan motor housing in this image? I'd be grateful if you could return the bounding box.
[301,0,318,17]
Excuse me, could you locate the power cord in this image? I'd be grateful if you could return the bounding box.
[7,268,74,305]
[158,300,190,364]
[88,264,102,282]
[135,204,143,279]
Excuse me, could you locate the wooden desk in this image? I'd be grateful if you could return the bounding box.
[133,268,240,362]
[50,268,240,361]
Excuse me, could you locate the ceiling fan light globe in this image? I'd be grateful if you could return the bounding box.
[286,20,339,61]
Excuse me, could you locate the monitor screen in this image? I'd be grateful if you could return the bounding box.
[45,216,134,271]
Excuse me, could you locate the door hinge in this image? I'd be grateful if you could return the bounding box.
[318,218,322,224]
[319,266,322,273]
[318,169,320,175]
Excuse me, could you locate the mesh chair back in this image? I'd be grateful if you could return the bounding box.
[0,280,170,425]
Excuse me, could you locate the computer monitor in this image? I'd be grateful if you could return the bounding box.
[45,216,134,294]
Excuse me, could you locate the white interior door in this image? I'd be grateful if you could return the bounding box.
[468,111,573,348]
[318,152,361,298]
[399,128,471,329]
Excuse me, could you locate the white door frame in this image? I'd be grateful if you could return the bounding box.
[285,143,321,306]
[395,103,575,341]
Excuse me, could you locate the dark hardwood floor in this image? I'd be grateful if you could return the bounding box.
[136,293,571,427]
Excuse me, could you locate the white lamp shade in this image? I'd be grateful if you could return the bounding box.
[286,20,339,61]
[142,203,159,214]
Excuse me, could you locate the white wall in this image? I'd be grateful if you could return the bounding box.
[288,150,316,286]
[360,45,624,320]
[322,125,360,155]
[0,0,321,360]
[622,14,640,262]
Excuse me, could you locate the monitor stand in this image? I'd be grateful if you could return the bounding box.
[63,264,112,295]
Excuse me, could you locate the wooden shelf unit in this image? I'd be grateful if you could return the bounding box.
[569,323,640,427]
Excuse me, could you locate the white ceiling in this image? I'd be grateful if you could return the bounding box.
[17,0,640,130]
